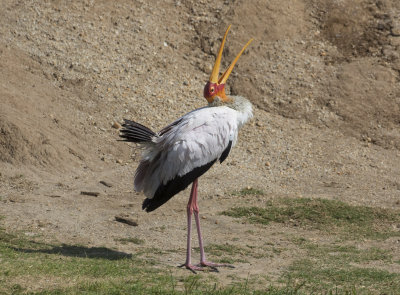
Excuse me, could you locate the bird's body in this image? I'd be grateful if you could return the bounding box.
[122,96,253,212]
[120,26,253,273]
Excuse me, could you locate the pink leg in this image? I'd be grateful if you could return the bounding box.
[179,179,203,273]
[192,181,234,271]
[180,178,234,273]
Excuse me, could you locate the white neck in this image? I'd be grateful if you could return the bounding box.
[228,96,253,128]
[208,95,253,128]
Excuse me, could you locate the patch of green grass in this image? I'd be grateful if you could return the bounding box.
[115,237,145,245]
[196,243,273,264]
[1,228,238,294]
[282,238,400,293]
[0,227,317,294]
[221,197,400,239]
[232,187,265,196]
[285,258,400,294]
[1,216,397,294]
[137,246,179,256]
[204,243,248,256]
[28,281,315,295]
[293,238,393,265]
[201,244,250,263]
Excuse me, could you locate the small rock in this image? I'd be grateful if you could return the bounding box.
[100,180,113,187]
[383,48,399,60]
[389,36,400,47]
[265,161,271,167]
[115,215,138,226]
[391,22,400,36]
[80,191,100,197]
[112,121,121,129]
[116,159,123,164]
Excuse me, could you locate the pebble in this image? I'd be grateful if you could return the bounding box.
[80,191,100,197]
[116,159,123,164]
[112,121,121,129]
[99,180,113,187]
[391,21,400,36]
[115,216,138,226]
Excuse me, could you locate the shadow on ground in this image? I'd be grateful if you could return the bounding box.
[12,243,132,260]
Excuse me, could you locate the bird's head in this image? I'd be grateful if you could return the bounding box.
[203,25,253,103]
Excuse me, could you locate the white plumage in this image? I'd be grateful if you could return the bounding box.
[134,97,252,200]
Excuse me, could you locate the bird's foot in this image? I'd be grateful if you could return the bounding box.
[178,263,205,274]
[179,261,234,273]
[199,261,235,272]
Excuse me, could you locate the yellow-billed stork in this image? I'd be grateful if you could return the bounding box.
[120,26,253,273]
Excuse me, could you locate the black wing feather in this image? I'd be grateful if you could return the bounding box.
[219,140,232,163]
[119,119,156,143]
[142,159,217,212]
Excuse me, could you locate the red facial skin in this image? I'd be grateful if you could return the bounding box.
[203,81,227,103]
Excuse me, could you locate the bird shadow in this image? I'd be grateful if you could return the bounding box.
[11,241,132,260]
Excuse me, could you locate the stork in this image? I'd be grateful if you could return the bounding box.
[120,26,253,273]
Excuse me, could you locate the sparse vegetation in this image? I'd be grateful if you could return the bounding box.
[0,226,317,294]
[221,197,400,239]
[219,198,400,293]
[115,237,145,245]
[2,196,399,294]
[284,238,400,292]
[232,187,265,197]
[285,258,400,294]
[3,221,398,294]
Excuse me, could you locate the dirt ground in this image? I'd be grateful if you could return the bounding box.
[1,0,400,288]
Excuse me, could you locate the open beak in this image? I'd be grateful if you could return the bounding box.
[209,25,253,85]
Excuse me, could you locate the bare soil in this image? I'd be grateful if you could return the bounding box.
[1,0,400,288]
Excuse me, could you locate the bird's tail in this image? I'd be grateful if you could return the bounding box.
[119,119,156,143]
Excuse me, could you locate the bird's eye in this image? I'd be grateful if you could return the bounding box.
[210,87,215,93]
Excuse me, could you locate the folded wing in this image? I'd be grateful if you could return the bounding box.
[136,106,238,212]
